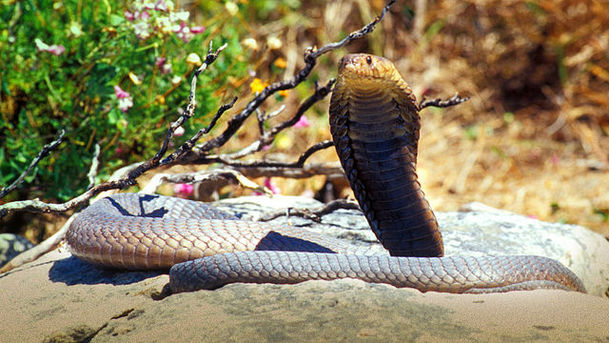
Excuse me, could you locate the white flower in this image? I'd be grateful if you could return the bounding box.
[242,38,258,50]
[267,36,282,50]
[225,2,238,16]
[133,22,150,40]
[171,11,190,21]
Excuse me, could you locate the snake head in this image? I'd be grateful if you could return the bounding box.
[335,53,417,110]
[338,54,401,81]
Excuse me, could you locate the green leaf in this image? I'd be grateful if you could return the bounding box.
[110,14,125,26]
[86,63,116,96]
[107,108,121,125]
[424,19,446,41]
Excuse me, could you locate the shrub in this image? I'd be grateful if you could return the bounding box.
[0,0,251,201]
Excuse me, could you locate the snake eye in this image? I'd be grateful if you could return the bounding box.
[366,56,372,64]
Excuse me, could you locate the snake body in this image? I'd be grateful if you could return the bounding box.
[66,54,585,294]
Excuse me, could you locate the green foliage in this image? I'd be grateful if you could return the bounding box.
[593,208,609,222]
[0,0,251,201]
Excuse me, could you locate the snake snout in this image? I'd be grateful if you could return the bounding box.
[339,53,394,79]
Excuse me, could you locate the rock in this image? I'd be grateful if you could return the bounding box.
[218,196,609,296]
[0,233,34,267]
[1,195,609,342]
[439,207,609,298]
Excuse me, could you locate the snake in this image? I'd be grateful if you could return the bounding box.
[66,54,585,294]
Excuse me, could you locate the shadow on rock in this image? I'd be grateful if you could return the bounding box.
[49,256,163,286]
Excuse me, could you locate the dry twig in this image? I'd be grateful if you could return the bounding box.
[418,94,470,111]
[0,129,65,199]
[86,143,101,190]
[258,199,360,222]
[140,169,272,195]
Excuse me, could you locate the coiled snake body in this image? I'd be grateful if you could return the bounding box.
[66,54,585,294]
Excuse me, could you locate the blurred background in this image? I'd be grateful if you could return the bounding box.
[1,0,608,244]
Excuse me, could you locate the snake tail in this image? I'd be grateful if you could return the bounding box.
[169,251,584,293]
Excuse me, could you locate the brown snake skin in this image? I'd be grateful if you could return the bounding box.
[66,54,585,294]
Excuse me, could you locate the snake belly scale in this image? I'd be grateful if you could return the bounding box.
[66,54,585,294]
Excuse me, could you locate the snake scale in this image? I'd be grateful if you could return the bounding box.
[66,54,585,294]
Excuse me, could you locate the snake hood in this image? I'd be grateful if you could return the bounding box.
[330,53,443,257]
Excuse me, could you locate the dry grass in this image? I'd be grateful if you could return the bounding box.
[409,0,609,235]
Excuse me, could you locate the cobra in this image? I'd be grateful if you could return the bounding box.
[66,54,585,294]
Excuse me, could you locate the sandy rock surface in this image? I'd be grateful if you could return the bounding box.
[1,249,609,342]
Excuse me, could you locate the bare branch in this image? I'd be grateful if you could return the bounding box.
[291,140,335,168]
[135,42,230,171]
[217,79,335,161]
[182,0,397,159]
[258,198,360,222]
[86,143,101,190]
[418,93,470,111]
[311,0,396,57]
[140,169,272,195]
[0,129,65,199]
[211,140,335,169]
[235,162,344,180]
[259,105,287,126]
[159,96,238,166]
[198,42,228,74]
[264,80,335,141]
[119,43,234,184]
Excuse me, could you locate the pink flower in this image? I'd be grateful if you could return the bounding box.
[174,22,193,43]
[35,39,65,55]
[114,85,133,112]
[46,45,65,55]
[126,10,148,21]
[155,57,166,67]
[155,57,172,74]
[293,115,310,128]
[154,0,168,11]
[190,26,205,34]
[550,153,560,166]
[264,178,281,194]
[114,85,130,99]
[174,183,194,198]
[118,98,133,112]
